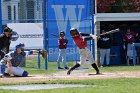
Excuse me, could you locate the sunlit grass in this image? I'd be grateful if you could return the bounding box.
[0,55,140,93]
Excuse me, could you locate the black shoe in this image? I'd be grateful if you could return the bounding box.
[64,67,69,69]
[106,64,110,67]
[58,67,64,69]
[67,69,72,75]
[96,71,100,75]
[3,73,10,77]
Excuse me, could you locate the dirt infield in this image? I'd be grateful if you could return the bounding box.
[0,70,140,83]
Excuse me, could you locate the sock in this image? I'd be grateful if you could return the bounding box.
[70,63,80,71]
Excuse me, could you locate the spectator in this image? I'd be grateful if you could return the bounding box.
[97,30,113,67]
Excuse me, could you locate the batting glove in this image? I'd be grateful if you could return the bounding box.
[90,34,97,39]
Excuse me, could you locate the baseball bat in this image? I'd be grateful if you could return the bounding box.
[99,28,120,36]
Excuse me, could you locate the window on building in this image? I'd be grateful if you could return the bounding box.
[14,5,16,20]
[7,5,11,20]
[26,1,34,22]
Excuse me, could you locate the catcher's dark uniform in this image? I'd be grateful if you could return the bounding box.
[0,34,11,59]
[0,27,12,59]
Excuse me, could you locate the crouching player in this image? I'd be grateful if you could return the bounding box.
[0,43,46,77]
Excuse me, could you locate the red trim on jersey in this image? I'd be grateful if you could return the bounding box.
[72,35,87,49]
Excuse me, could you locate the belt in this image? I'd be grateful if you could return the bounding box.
[80,47,86,49]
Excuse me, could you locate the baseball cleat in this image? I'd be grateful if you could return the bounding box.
[67,69,72,75]
[0,74,3,78]
[3,73,10,77]
[58,67,64,69]
[96,71,101,75]
[64,67,69,70]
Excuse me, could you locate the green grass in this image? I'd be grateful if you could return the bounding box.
[0,56,140,93]
[88,65,140,73]
[0,78,140,93]
[25,56,140,74]
[23,58,74,75]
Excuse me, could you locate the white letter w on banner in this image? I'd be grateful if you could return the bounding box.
[52,5,85,32]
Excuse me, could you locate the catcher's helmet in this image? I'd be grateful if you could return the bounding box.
[15,43,25,49]
[3,27,12,33]
[70,28,79,36]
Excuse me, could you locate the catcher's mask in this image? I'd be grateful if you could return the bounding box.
[70,28,79,37]
[15,43,25,51]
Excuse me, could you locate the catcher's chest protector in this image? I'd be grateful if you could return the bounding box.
[11,52,26,67]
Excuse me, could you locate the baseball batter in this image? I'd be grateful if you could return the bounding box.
[0,43,47,77]
[67,28,100,75]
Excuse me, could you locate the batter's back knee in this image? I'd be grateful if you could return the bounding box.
[22,71,28,77]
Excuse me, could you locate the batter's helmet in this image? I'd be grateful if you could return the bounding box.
[3,27,12,33]
[15,43,25,49]
[70,28,79,36]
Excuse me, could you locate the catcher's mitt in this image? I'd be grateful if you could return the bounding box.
[39,49,47,59]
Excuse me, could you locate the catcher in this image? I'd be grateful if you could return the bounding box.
[67,28,100,75]
[0,43,47,77]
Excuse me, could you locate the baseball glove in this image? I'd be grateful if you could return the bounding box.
[65,39,68,43]
[39,49,47,59]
